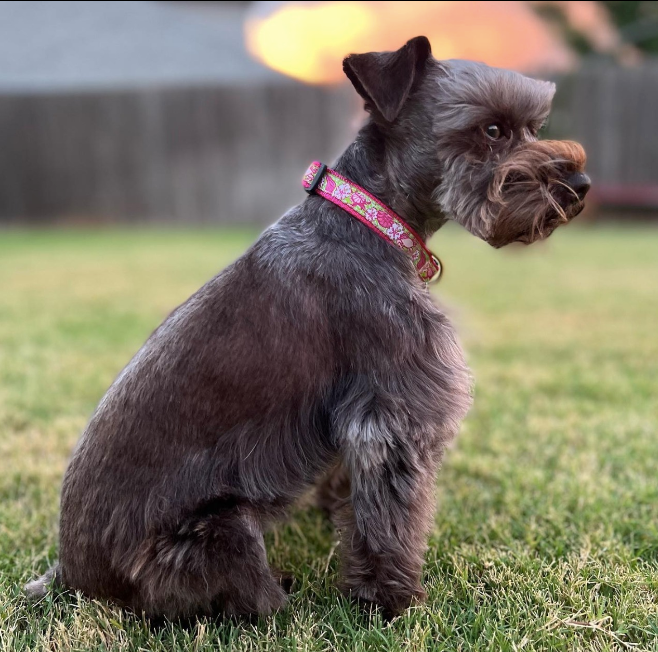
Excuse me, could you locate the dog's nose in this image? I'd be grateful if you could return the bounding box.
[566,172,591,200]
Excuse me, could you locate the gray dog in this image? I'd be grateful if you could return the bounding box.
[26,36,589,619]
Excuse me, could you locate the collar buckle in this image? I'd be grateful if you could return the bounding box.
[303,163,327,195]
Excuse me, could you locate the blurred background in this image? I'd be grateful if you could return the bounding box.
[1,0,658,225]
[2,4,658,649]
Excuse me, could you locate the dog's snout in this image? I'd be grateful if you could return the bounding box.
[566,172,591,200]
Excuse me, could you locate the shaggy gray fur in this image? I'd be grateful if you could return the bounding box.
[26,36,588,619]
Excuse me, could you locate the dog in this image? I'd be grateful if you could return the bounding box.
[25,36,589,619]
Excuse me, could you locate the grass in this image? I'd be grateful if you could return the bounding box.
[1,223,657,651]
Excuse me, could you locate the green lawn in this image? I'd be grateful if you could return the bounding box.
[1,224,657,651]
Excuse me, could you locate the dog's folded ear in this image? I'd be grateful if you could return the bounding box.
[343,36,431,123]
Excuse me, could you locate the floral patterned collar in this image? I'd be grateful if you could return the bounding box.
[302,161,442,284]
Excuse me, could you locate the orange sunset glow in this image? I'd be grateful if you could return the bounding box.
[245,1,615,84]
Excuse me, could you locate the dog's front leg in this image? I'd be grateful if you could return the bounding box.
[333,396,439,617]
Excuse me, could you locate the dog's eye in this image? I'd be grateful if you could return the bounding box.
[485,124,503,140]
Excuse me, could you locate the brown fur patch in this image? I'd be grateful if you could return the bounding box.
[484,140,587,247]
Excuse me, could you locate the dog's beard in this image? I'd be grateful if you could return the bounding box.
[480,140,587,248]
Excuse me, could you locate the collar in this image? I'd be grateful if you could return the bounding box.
[302,161,442,284]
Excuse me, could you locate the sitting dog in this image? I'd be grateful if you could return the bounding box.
[26,36,589,619]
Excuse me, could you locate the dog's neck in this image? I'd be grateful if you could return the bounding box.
[331,122,447,242]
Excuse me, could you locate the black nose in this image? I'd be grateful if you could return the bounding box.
[566,172,591,200]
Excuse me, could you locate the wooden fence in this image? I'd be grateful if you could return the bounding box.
[1,61,657,224]
[549,60,658,206]
[0,83,356,225]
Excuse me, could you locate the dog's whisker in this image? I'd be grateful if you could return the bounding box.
[553,179,580,202]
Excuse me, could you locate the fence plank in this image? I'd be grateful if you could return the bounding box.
[0,83,355,225]
[2,62,656,224]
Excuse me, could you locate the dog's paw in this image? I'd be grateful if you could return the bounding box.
[344,581,426,619]
[222,581,288,619]
[272,569,295,594]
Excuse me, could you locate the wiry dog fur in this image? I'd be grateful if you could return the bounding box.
[26,36,588,619]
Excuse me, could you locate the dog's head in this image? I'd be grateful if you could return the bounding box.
[343,36,589,246]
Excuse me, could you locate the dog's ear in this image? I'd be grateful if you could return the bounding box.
[343,36,431,123]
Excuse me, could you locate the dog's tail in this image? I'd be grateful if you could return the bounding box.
[24,563,60,599]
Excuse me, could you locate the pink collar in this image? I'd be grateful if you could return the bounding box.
[302,162,442,284]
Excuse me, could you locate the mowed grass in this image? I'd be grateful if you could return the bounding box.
[1,223,657,651]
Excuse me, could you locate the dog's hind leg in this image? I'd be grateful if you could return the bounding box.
[126,500,287,620]
[316,461,350,521]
